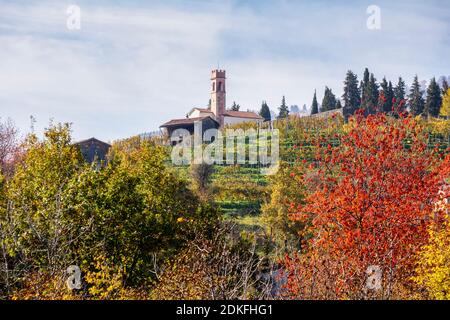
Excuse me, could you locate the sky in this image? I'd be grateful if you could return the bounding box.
[0,0,449,142]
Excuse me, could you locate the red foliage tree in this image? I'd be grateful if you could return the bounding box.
[284,113,450,299]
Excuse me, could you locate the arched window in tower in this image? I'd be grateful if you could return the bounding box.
[218,82,222,92]
[212,82,215,92]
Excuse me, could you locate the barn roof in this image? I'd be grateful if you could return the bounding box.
[74,137,111,147]
[74,137,111,164]
[160,116,219,128]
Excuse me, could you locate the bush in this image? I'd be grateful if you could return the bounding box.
[152,223,275,300]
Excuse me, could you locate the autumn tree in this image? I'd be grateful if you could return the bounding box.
[190,161,215,199]
[152,223,275,300]
[0,118,19,176]
[75,137,219,288]
[440,88,450,119]
[1,128,219,298]
[414,201,450,300]
[5,123,84,275]
[262,162,306,251]
[284,113,449,299]
[0,172,7,297]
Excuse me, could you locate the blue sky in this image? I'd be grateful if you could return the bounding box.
[0,0,449,142]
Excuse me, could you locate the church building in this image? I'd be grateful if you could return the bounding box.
[160,69,263,139]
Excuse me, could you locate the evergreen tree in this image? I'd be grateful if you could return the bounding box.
[360,68,371,110]
[371,74,379,110]
[321,87,337,112]
[408,75,425,116]
[388,81,394,110]
[311,91,319,115]
[342,70,360,117]
[336,100,342,109]
[441,78,449,95]
[378,78,394,113]
[359,81,364,103]
[259,101,271,122]
[424,77,442,118]
[380,78,393,113]
[230,101,240,111]
[278,96,289,119]
[394,77,406,102]
[362,73,379,114]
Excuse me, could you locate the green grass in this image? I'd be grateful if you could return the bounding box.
[224,211,268,236]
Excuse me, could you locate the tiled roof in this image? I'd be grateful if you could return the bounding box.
[223,110,263,119]
[160,116,218,127]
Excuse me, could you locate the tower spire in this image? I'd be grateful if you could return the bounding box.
[211,69,226,127]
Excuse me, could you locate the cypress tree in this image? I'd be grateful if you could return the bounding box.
[230,101,240,111]
[380,77,393,113]
[311,91,319,115]
[321,87,337,112]
[388,81,394,110]
[259,101,271,122]
[394,77,406,102]
[360,68,379,114]
[278,96,289,119]
[359,81,364,103]
[360,68,371,110]
[408,75,425,116]
[424,77,442,118]
[342,70,360,117]
[364,73,379,114]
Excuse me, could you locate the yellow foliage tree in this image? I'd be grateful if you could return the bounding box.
[440,88,450,118]
[84,255,148,300]
[414,196,450,300]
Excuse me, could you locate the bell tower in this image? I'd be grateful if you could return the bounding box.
[211,69,226,126]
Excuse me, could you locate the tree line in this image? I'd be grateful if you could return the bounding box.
[340,68,448,118]
[255,69,450,121]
